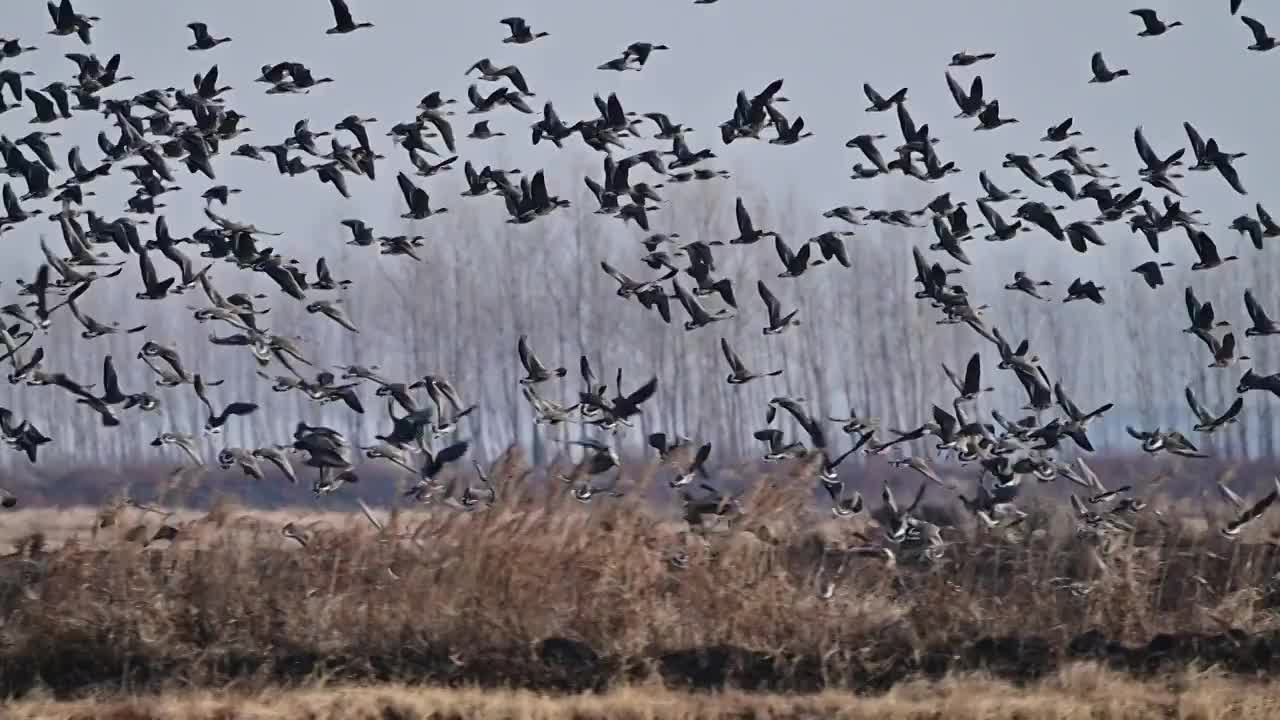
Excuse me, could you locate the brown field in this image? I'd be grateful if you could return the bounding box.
[6,668,1280,720]
[2,452,1280,707]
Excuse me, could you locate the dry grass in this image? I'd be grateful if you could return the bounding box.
[8,666,1280,719]
[1,450,1279,699]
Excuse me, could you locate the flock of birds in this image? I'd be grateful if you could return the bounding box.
[0,0,1274,557]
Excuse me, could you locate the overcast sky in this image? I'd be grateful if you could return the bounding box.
[0,0,1270,264]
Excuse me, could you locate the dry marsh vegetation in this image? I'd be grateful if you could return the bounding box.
[2,452,1280,701]
[9,667,1280,720]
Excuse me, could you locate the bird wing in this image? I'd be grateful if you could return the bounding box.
[1243,15,1270,45]
[962,353,982,395]
[517,335,545,375]
[330,0,355,27]
[757,280,781,325]
[1090,51,1107,77]
[720,337,745,374]
[734,196,753,234]
[1184,386,1212,424]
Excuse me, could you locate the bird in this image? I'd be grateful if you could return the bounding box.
[1130,9,1183,37]
[327,0,374,34]
[1185,387,1244,434]
[1245,289,1280,336]
[1188,229,1238,270]
[728,197,779,244]
[517,336,566,384]
[1242,16,1277,51]
[1089,52,1130,83]
[186,22,231,50]
[500,17,548,44]
[1132,261,1174,289]
[950,51,996,66]
[1004,271,1051,300]
[863,83,907,112]
[721,338,778,386]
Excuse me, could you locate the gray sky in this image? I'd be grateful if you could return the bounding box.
[0,0,1271,258]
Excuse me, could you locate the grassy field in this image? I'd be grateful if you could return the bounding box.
[1,454,1279,702]
[7,667,1280,719]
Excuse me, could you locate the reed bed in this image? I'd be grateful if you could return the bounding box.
[0,450,1278,700]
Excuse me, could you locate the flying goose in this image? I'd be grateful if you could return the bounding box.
[522,386,578,425]
[673,279,733,330]
[1245,289,1280,336]
[1235,367,1280,403]
[648,432,693,463]
[1132,261,1174,289]
[1089,52,1130,83]
[775,236,818,277]
[1042,117,1082,142]
[601,261,672,298]
[405,440,470,497]
[978,171,1023,202]
[217,448,264,480]
[941,353,992,401]
[1185,387,1244,433]
[583,375,657,425]
[669,443,711,487]
[305,299,359,333]
[517,335,566,384]
[979,200,1024,241]
[808,231,852,268]
[466,58,534,95]
[1125,427,1206,458]
[889,456,945,487]
[327,0,374,34]
[1205,138,1248,195]
[48,0,97,44]
[597,56,639,72]
[950,51,995,66]
[1222,477,1280,538]
[766,106,812,145]
[187,22,231,50]
[929,216,970,266]
[753,429,807,462]
[1188,228,1238,270]
[721,337,781,384]
[1059,458,1130,506]
[1064,278,1105,304]
[396,172,448,220]
[1003,153,1049,188]
[1200,331,1250,368]
[728,197,779,244]
[824,481,864,518]
[500,17,548,44]
[765,397,827,455]
[974,99,1017,130]
[863,83,907,111]
[753,280,799,335]
[1130,9,1182,36]
[150,432,203,466]
[1015,201,1065,239]
[643,112,689,139]
[192,373,258,433]
[622,41,670,66]
[67,298,145,339]
[1242,16,1277,51]
[945,72,985,118]
[467,120,504,140]
[1003,271,1054,299]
